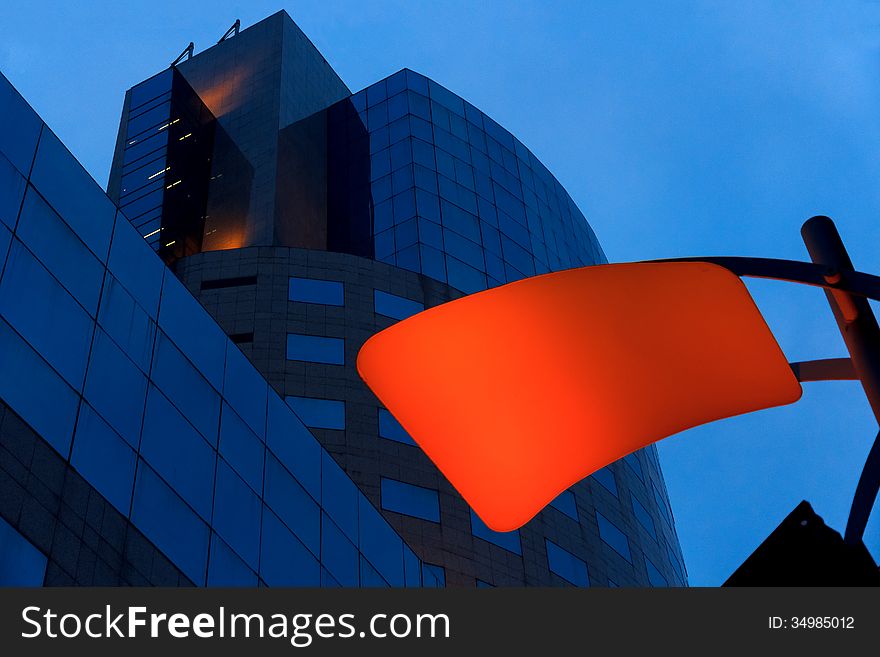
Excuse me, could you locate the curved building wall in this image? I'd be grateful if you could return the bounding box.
[176,245,687,587]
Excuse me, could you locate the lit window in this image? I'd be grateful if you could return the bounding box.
[596,512,632,563]
[380,478,440,522]
[470,510,521,555]
[545,539,589,587]
[286,333,344,364]
[374,289,423,320]
[288,277,344,306]
[378,408,415,445]
[285,396,345,430]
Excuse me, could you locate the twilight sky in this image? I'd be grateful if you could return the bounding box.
[3,0,879,585]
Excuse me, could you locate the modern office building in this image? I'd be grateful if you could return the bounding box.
[0,11,686,587]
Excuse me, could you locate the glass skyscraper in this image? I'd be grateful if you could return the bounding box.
[0,10,685,587]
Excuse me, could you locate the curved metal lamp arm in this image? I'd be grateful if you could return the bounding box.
[790,358,856,382]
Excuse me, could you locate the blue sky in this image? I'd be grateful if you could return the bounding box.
[3,0,879,585]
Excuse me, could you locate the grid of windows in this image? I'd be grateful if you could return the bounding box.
[329,69,606,294]
[0,75,438,588]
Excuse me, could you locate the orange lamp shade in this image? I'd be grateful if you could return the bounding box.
[357,262,802,531]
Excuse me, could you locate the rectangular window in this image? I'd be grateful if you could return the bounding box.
[374,289,424,320]
[378,408,415,445]
[288,277,344,306]
[285,396,345,430]
[596,512,632,563]
[380,478,440,522]
[286,333,344,365]
[549,490,578,521]
[546,539,589,587]
[470,510,522,555]
[645,555,668,587]
[623,451,644,481]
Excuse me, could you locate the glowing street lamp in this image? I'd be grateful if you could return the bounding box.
[357,216,880,550]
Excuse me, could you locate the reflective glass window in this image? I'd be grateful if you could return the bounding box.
[0,152,25,230]
[218,404,264,494]
[378,408,415,445]
[285,333,344,365]
[360,556,389,587]
[645,556,668,587]
[596,512,632,563]
[545,539,589,587]
[29,128,115,260]
[207,534,258,586]
[321,451,358,543]
[358,495,404,586]
[131,462,209,585]
[470,510,522,555]
[266,394,321,500]
[446,255,486,294]
[83,328,148,448]
[285,396,345,430]
[631,494,657,540]
[404,546,421,587]
[264,454,320,556]
[422,563,445,587]
[151,331,221,444]
[223,341,268,438]
[373,289,423,321]
[549,490,578,521]
[591,467,618,497]
[0,241,93,391]
[70,404,136,515]
[321,514,359,586]
[158,274,227,388]
[97,274,156,373]
[140,386,216,520]
[16,188,104,314]
[288,277,344,306]
[129,69,173,109]
[107,216,164,317]
[0,318,78,455]
[624,451,644,481]
[260,508,320,586]
[212,459,261,569]
[380,478,440,522]
[0,73,42,175]
[652,481,673,527]
[0,515,46,586]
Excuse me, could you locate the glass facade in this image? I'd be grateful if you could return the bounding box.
[0,70,442,588]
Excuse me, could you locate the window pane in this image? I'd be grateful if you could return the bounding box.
[378,408,415,445]
[286,333,344,364]
[380,478,440,522]
[16,188,104,314]
[207,534,258,586]
[645,555,668,587]
[0,73,42,176]
[266,394,320,500]
[358,495,404,586]
[320,451,358,543]
[0,241,94,391]
[285,396,345,430]
[70,403,136,515]
[321,514,358,586]
[218,404,264,494]
[264,454,319,556]
[0,515,46,586]
[288,277,344,306]
[83,328,148,449]
[259,508,320,586]
[591,467,618,497]
[470,510,522,555]
[422,563,445,587]
[623,452,644,481]
[596,512,632,563]
[0,318,78,455]
[29,128,115,260]
[631,494,657,540]
[546,539,589,587]
[107,215,164,318]
[373,289,423,320]
[97,274,156,373]
[212,459,261,569]
[140,386,216,520]
[0,152,25,230]
[549,490,578,521]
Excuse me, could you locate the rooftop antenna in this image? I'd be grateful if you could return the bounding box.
[218,19,240,43]
[171,42,194,67]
